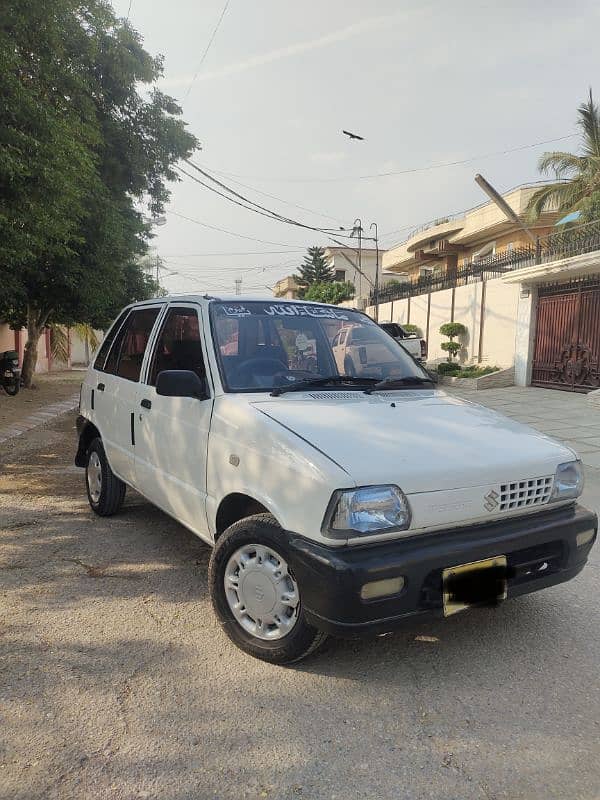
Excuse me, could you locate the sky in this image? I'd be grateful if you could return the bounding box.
[111,0,600,295]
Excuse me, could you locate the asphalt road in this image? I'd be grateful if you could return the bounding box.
[1,411,599,800]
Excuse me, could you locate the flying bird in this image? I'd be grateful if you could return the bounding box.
[342,130,364,141]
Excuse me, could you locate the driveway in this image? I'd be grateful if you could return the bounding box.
[1,388,599,800]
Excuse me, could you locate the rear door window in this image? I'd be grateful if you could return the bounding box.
[105,307,161,381]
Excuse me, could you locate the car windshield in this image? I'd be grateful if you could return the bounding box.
[210,301,429,392]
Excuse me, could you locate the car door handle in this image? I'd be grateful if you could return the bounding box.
[97,382,105,391]
[140,398,152,410]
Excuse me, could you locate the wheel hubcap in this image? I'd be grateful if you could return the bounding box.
[87,451,102,504]
[224,544,300,641]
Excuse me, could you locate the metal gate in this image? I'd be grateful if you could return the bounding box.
[531,277,600,392]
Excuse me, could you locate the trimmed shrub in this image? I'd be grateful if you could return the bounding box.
[441,341,461,356]
[437,362,462,376]
[439,322,467,338]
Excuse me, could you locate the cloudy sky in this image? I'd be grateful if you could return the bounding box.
[112,0,600,295]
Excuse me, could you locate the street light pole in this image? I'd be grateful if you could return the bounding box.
[474,174,537,245]
[370,222,379,320]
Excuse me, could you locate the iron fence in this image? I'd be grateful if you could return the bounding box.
[371,218,600,306]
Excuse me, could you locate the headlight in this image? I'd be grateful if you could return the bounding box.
[323,485,411,538]
[550,460,584,502]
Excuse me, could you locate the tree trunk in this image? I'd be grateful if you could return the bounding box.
[21,306,51,388]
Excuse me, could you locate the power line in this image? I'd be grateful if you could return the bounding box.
[162,258,297,273]
[179,161,359,239]
[166,209,303,247]
[178,163,349,235]
[176,166,311,228]
[125,0,133,19]
[195,133,578,184]
[184,0,231,99]
[192,166,346,223]
[163,249,303,257]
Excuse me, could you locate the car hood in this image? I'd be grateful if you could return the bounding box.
[251,390,575,493]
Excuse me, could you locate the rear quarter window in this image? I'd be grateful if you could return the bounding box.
[93,309,130,371]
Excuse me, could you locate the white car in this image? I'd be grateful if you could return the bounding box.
[76,295,597,663]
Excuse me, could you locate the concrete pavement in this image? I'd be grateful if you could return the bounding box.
[1,388,599,800]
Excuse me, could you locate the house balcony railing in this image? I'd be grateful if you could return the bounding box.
[370,218,600,306]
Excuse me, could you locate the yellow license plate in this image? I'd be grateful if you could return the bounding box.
[443,555,507,617]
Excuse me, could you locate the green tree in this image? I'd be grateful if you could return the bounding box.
[526,90,600,222]
[294,246,334,289]
[304,281,355,305]
[0,0,197,385]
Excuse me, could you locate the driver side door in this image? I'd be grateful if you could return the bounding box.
[134,305,213,539]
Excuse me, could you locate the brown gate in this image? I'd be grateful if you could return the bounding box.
[531,278,600,392]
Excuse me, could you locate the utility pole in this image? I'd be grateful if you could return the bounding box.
[351,218,363,296]
[370,222,379,320]
[234,278,242,295]
[155,254,160,286]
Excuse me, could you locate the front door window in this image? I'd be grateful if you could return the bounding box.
[148,307,206,386]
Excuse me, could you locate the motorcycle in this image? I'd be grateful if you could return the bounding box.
[0,350,21,396]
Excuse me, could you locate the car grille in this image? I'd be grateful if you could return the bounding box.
[499,476,553,511]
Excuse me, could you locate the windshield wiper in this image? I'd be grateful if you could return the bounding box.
[270,375,379,397]
[363,375,434,394]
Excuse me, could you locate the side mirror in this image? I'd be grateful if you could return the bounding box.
[156,370,209,400]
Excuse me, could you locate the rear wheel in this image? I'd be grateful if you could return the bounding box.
[209,514,327,664]
[85,437,126,516]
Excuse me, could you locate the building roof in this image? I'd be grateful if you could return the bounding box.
[325,246,379,254]
[382,182,561,273]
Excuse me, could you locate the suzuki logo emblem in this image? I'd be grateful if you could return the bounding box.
[484,489,499,512]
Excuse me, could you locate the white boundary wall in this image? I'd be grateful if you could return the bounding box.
[367,277,520,368]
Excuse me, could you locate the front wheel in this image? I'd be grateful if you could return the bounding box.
[208,514,327,664]
[3,376,19,396]
[85,437,126,516]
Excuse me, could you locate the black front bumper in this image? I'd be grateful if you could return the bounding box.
[284,504,597,637]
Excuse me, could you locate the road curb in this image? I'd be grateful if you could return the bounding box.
[0,395,79,444]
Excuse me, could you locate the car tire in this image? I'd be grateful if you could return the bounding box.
[209,513,327,664]
[85,437,126,517]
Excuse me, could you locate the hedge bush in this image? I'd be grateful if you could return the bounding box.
[437,362,462,376]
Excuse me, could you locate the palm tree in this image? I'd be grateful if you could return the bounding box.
[526,90,600,221]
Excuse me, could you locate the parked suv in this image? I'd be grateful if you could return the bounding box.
[76,295,597,663]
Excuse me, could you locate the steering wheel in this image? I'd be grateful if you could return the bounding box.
[230,357,288,388]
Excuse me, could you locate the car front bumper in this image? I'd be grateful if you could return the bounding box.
[284,504,597,637]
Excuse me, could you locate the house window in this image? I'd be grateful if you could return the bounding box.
[334,269,346,282]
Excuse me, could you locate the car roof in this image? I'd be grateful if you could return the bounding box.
[126,293,360,309]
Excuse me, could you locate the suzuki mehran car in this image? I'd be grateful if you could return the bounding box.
[76,295,597,663]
